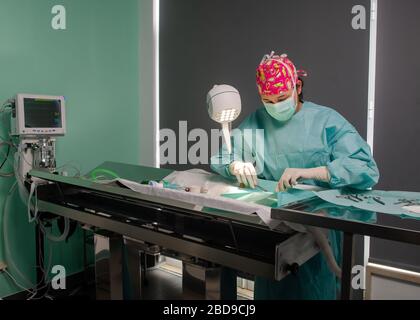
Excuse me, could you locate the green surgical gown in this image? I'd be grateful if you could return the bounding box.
[210,101,379,300]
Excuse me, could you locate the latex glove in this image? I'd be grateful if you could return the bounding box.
[276,167,330,192]
[229,161,258,189]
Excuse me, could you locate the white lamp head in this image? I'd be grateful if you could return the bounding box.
[206,85,241,154]
[206,84,241,123]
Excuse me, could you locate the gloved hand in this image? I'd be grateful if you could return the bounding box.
[276,167,330,192]
[229,161,258,189]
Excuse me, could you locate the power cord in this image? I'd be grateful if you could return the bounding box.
[0,141,14,177]
[0,143,10,170]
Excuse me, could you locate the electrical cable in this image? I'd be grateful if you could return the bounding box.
[1,99,60,298]
[0,141,13,177]
[0,100,13,113]
[26,236,54,300]
[38,217,70,242]
[1,182,35,289]
[0,143,10,170]
[27,180,39,223]
[3,270,36,295]
[1,181,55,299]
[2,178,56,298]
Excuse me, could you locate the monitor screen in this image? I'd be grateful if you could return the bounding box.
[23,98,62,128]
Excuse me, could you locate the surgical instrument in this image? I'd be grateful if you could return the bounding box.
[372,197,385,205]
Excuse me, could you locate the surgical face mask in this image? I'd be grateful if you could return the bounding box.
[263,90,297,122]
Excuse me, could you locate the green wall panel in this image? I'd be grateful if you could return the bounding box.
[0,0,140,297]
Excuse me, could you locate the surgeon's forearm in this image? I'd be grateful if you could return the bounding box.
[312,166,331,182]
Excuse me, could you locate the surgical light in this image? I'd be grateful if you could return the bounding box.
[206,85,241,154]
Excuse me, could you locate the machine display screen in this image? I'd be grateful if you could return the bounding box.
[23,98,62,128]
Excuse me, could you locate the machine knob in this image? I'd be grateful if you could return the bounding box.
[285,263,299,275]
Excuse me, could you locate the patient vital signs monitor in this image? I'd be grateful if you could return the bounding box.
[9,94,67,180]
[11,94,66,136]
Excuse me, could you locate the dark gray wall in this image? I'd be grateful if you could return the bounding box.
[160,1,370,299]
[160,0,371,171]
[370,0,420,272]
[159,0,420,282]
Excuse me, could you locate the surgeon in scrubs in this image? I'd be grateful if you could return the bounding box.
[210,52,379,299]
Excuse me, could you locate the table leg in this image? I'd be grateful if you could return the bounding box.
[341,232,355,300]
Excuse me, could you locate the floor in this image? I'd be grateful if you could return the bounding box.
[29,263,253,300]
